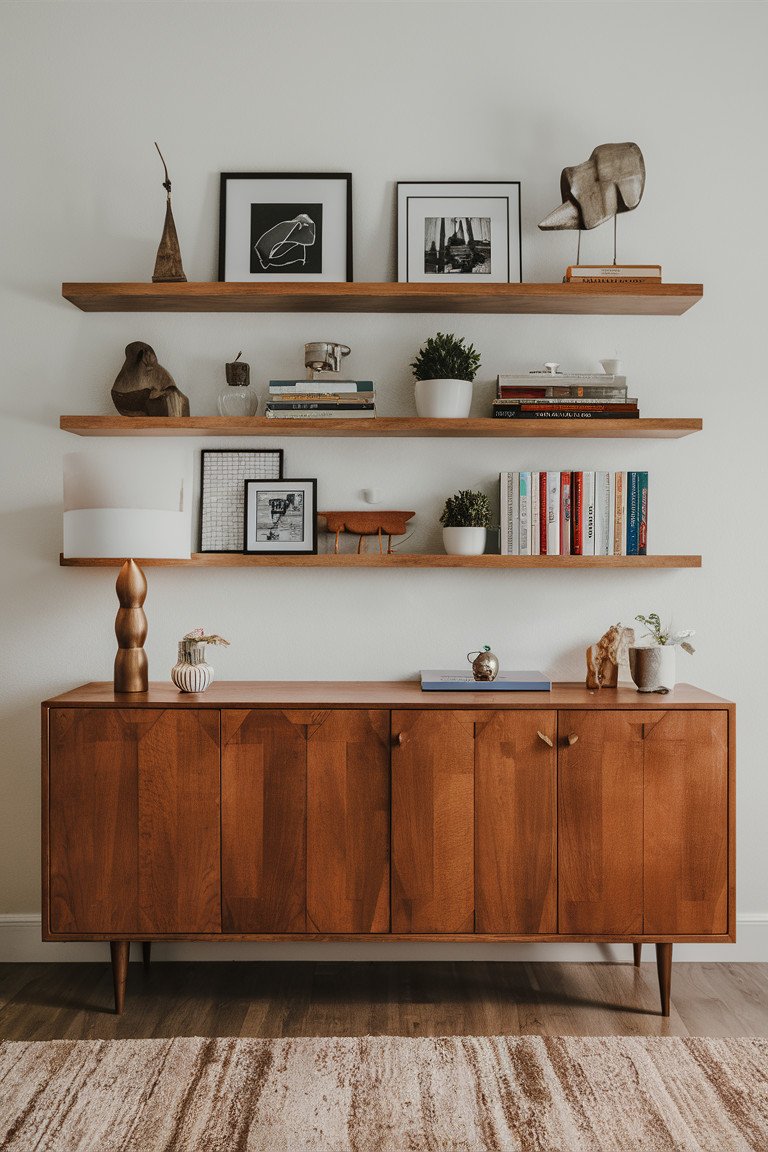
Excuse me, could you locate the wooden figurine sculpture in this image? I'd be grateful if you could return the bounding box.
[111,341,190,417]
[152,142,187,283]
[320,510,415,554]
[539,142,645,232]
[585,623,635,689]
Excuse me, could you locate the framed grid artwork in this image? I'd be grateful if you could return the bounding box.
[200,449,284,552]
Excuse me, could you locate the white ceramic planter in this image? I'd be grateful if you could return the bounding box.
[442,526,487,556]
[171,641,214,693]
[628,645,676,692]
[415,378,472,418]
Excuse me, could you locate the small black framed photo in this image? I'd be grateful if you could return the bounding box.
[244,478,318,554]
[397,181,522,283]
[218,173,353,282]
[200,449,284,553]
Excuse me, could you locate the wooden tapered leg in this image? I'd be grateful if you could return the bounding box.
[655,943,672,1017]
[633,943,642,967]
[142,942,152,972]
[110,941,130,1014]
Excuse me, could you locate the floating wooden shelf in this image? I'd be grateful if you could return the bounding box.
[60,416,703,440]
[61,281,703,316]
[60,553,702,570]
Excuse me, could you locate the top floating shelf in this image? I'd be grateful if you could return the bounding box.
[61,281,703,316]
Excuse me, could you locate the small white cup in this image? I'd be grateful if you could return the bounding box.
[600,358,623,375]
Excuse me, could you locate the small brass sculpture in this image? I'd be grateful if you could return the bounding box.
[539,142,645,232]
[305,341,351,379]
[467,646,499,682]
[152,143,187,283]
[111,341,190,417]
[585,623,635,689]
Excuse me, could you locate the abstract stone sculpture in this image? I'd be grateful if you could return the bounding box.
[320,510,415,554]
[539,142,645,231]
[111,341,190,417]
[585,623,635,689]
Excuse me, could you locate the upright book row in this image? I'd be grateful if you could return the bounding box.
[500,471,649,556]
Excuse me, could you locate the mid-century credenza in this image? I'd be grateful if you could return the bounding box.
[42,681,734,1014]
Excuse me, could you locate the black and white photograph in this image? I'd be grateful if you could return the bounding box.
[219,174,352,282]
[244,478,317,554]
[398,181,521,283]
[424,216,491,275]
[199,449,284,552]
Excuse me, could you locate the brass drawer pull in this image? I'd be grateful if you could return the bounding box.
[537,730,554,747]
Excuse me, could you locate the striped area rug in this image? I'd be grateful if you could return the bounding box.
[1,1035,766,1150]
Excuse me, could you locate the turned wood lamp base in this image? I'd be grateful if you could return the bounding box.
[114,559,148,693]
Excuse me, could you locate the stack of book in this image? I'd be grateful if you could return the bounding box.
[564,264,662,285]
[500,470,649,556]
[265,380,376,420]
[493,372,638,421]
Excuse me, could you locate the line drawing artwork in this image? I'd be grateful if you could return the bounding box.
[254,213,317,269]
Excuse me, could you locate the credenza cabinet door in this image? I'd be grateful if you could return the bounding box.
[391,710,475,933]
[643,711,728,935]
[475,711,557,934]
[558,710,644,935]
[221,710,308,933]
[48,708,221,935]
[306,710,390,933]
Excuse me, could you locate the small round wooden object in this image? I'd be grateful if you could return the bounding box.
[567,733,579,746]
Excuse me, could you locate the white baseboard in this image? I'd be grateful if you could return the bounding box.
[2,915,767,963]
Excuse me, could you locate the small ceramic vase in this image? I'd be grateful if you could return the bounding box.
[442,526,487,555]
[628,645,676,693]
[171,640,214,693]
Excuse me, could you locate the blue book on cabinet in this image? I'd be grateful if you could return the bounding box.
[420,671,552,692]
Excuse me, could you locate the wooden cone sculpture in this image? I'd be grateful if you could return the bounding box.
[152,143,187,283]
[114,559,148,693]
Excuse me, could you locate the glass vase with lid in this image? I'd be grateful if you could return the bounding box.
[218,352,258,416]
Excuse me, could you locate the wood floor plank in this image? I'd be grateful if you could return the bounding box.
[1,962,765,1040]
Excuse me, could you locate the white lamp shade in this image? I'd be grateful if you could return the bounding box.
[63,451,191,559]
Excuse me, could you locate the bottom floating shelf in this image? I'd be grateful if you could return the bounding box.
[60,553,702,569]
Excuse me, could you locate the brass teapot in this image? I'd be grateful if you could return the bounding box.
[467,645,499,682]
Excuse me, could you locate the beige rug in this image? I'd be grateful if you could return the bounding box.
[1,1035,766,1151]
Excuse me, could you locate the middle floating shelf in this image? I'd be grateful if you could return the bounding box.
[60,554,702,569]
[60,416,703,439]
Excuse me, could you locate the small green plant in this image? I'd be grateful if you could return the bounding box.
[440,489,491,528]
[635,613,695,653]
[411,332,481,382]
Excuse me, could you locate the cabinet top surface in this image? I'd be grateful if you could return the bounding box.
[43,681,733,709]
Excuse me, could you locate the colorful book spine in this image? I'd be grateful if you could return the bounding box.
[269,380,374,393]
[638,472,649,555]
[614,471,627,556]
[594,471,612,556]
[499,473,509,555]
[530,473,540,556]
[560,471,571,556]
[546,472,560,556]
[539,472,548,555]
[626,472,640,555]
[511,473,521,555]
[492,404,638,419]
[571,472,584,555]
[266,401,375,411]
[519,472,532,556]
[583,471,596,556]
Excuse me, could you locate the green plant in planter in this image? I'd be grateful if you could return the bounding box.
[635,613,695,653]
[440,489,491,528]
[411,332,481,382]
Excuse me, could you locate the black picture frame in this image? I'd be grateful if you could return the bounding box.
[243,478,318,555]
[199,448,284,553]
[396,180,522,284]
[218,173,353,282]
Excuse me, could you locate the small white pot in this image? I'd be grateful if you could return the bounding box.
[442,526,487,556]
[628,645,676,693]
[415,378,472,418]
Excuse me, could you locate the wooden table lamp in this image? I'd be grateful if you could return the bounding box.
[62,451,191,692]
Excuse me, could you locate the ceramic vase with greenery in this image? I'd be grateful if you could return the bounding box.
[628,613,695,692]
[439,489,490,555]
[410,332,481,418]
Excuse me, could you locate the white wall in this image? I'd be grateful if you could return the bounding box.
[1,1,766,961]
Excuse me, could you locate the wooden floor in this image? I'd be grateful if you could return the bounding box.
[2,961,767,1041]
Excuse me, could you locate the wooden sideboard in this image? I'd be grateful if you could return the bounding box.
[42,681,735,1015]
